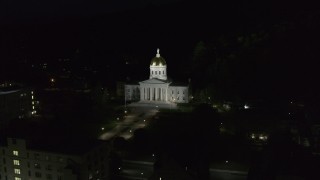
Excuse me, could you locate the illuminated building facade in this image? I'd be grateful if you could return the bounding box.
[0,138,111,180]
[125,49,189,103]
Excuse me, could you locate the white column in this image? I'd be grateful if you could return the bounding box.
[165,88,168,101]
[143,87,145,100]
[160,88,163,101]
[150,87,153,101]
[157,87,159,101]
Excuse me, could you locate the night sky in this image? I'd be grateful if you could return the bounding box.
[1,0,319,101]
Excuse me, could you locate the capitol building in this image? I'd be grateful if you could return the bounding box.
[125,49,189,103]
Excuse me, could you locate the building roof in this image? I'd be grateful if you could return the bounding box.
[150,48,166,66]
[140,78,171,84]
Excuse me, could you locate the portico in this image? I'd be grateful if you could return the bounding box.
[139,79,170,102]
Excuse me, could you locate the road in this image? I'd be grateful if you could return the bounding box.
[117,160,247,180]
[99,105,159,140]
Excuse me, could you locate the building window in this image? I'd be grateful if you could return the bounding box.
[14,168,21,174]
[13,160,20,166]
[46,174,52,179]
[15,177,21,180]
[177,97,179,100]
[28,170,31,176]
[34,153,40,160]
[35,172,42,177]
[3,158,6,164]
[163,71,164,74]
[159,71,161,74]
[13,150,19,156]
[46,164,52,171]
[183,97,185,100]
[34,163,41,169]
[177,91,179,94]
[152,71,153,74]
[172,90,174,94]
[155,71,157,75]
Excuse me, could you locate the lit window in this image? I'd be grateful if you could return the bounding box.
[15,177,21,180]
[14,168,21,174]
[13,150,19,156]
[31,91,34,95]
[32,106,35,110]
[13,160,20,165]
[31,95,34,99]
[32,101,34,105]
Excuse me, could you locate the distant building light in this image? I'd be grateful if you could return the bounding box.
[14,168,21,174]
[51,78,55,83]
[244,104,250,109]
[13,160,20,166]
[251,134,255,139]
[32,106,35,110]
[13,150,19,156]
[31,95,34,100]
[31,91,34,94]
[101,127,104,131]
